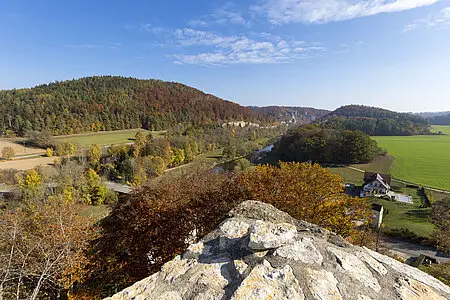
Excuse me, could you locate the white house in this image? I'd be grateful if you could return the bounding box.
[360,172,392,197]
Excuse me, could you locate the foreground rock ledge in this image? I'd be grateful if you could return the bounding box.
[105,201,450,300]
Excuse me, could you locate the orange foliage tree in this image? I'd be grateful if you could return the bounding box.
[238,162,371,237]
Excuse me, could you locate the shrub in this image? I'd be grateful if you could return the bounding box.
[1,147,15,160]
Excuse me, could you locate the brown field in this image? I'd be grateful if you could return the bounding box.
[0,139,45,156]
[0,157,55,170]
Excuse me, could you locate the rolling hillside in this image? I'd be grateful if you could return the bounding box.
[321,105,430,136]
[0,76,274,136]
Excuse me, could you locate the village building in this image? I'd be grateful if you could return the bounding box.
[371,203,384,228]
[360,172,392,197]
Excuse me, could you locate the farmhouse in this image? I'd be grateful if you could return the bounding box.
[360,172,391,197]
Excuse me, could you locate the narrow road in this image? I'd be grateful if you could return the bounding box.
[380,236,450,264]
[105,181,132,194]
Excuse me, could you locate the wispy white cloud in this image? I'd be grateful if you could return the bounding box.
[188,2,250,27]
[252,0,439,24]
[403,6,450,31]
[170,29,325,65]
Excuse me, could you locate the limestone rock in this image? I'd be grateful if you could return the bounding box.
[106,201,450,300]
[248,220,297,250]
[395,277,447,300]
[306,268,342,300]
[328,247,381,292]
[231,260,304,300]
[274,237,323,265]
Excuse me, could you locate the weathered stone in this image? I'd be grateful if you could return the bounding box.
[106,273,160,300]
[162,256,197,283]
[364,247,450,296]
[253,250,269,258]
[306,268,342,300]
[248,220,297,250]
[354,249,388,276]
[274,237,323,265]
[231,260,304,300]
[156,291,182,300]
[219,218,251,239]
[233,259,248,277]
[193,289,223,300]
[106,201,450,300]
[187,241,212,256]
[394,277,447,300]
[185,258,233,291]
[328,247,381,292]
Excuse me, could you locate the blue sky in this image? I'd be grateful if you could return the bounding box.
[2,0,450,112]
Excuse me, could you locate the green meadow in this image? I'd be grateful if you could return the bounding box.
[54,129,164,148]
[373,131,450,191]
[431,125,450,135]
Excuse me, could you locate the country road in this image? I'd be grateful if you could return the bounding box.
[380,236,450,264]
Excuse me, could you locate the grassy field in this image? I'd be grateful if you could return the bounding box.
[431,125,450,135]
[373,135,450,191]
[371,197,434,238]
[54,129,163,148]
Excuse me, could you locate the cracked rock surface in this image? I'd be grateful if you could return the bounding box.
[105,201,450,300]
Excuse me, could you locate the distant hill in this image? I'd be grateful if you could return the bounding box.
[427,113,450,125]
[0,76,274,136]
[415,111,450,118]
[249,106,329,125]
[320,105,430,136]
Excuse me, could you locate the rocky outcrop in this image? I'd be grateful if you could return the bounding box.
[106,201,450,300]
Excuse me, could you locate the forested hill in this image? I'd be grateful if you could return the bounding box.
[0,76,274,136]
[320,105,430,136]
[427,113,450,125]
[249,106,329,125]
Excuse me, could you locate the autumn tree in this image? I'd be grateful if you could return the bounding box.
[88,144,102,164]
[171,148,185,167]
[431,198,450,252]
[45,148,53,157]
[133,131,147,158]
[1,147,14,160]
[223,141,237,160]
[79,170,246,297]
[238,162,371,237]
[83,169,107,205]
[56,142,76,157]
[184,142,194,162]
[0,196,97,299]
[16,169,44,200]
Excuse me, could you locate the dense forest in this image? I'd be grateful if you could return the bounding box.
[249,106,329,125]
[272,125,379,164]
[427,113,450,125]
[0,76,274,136]
[321,105,430,136]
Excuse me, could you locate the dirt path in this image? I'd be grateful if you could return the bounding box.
[0,157,55,170]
